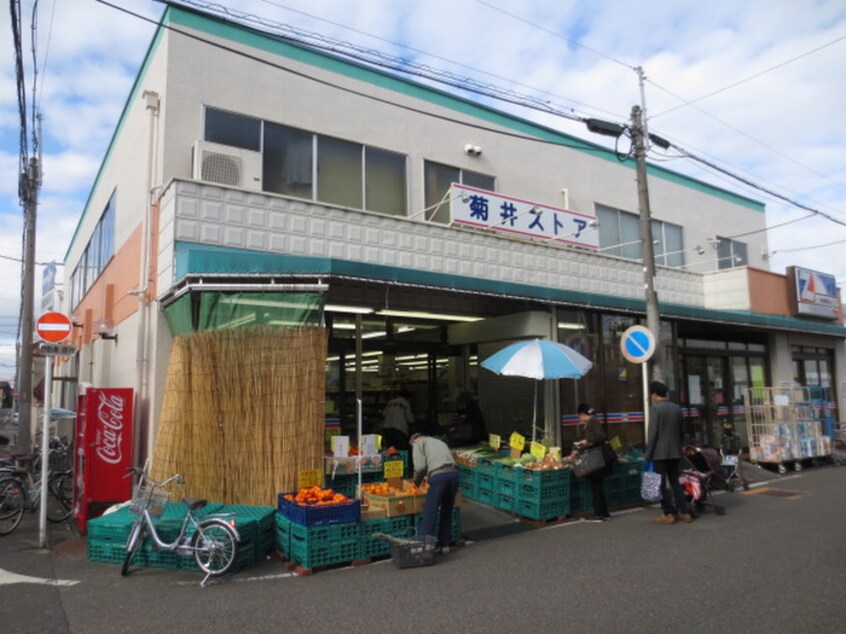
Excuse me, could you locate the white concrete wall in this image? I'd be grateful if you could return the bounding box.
[702,268,751,311]
[160,180,706,308]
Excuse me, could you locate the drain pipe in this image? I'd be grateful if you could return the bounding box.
[128,90,160,467]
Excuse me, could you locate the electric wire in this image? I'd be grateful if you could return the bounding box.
[651,31,846,119]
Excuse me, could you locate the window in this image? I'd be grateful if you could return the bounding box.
[365,147,406,216]
[204,107,261,152]
[69,192,116,308]
[424,161,495,223]
[211,111,409,214]
[716,237,748,269]
[263,122,313,199]
[317,136,362,208]
[597,204,684,265]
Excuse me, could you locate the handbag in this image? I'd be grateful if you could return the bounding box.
[572,445,606,478]
[601,442,618,467]
[641,461,662,502]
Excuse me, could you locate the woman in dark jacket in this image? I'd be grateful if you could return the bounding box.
[573,403,611,522]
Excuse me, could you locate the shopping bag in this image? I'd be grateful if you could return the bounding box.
[572,445,606,478]
[641,462,662,502]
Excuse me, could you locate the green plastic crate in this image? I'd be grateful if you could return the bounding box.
[516,497,569,520]
[288,534,362,569]
[495,493,515,513]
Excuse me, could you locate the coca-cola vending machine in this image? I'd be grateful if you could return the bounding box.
[74,387,134,533]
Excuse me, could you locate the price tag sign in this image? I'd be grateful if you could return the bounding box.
[489,434,501,451]
[549,447,562,462]
[530,441,547,460]
[297,469,323,490]
[384,460,404,480]
[509,432,526,451]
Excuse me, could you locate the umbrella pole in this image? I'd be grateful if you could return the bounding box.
[532,381,538,443]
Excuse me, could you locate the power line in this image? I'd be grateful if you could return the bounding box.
[651,31,846,119]
[472,0,635,71]
[102,1,846,250]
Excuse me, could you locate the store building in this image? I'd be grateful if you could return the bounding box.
[58,4,845,462]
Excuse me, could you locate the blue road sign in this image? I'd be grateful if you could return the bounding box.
[620,325,655,364]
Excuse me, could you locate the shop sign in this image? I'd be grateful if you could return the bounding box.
[298,469,323,489]
[509,432,526,451]
[786,266,839,320]
[383,460,404,479]
[450,184,599,248]
[530,441,547,460]
[488,433,501,451]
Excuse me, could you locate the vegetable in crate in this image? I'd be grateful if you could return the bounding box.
[283,486,348,506]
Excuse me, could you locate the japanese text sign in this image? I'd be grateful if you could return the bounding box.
[450,184,599,248]
[384,460,404,479]
[509,432,526,451]
[530,441,547,460]
[298,469,323,489]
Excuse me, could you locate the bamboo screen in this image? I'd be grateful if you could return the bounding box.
[151,325,327,506]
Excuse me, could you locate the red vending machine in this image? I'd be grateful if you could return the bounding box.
[74,387,134,533]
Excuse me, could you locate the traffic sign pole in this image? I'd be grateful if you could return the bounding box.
[620,325,657,440]
[39,354,52,549]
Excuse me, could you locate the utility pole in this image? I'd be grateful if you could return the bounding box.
[17,155,39,450]
[630,105,663,384]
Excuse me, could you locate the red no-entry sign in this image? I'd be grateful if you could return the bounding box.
[35,312,73,343]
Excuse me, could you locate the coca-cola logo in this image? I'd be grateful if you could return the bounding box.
[95,391,126,465]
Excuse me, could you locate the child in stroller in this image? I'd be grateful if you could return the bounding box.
[680,445,726,517]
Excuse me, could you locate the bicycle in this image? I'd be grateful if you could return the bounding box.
[0,453,73,535]
[121,465,240,587]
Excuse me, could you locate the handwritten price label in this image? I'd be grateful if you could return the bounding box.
[489,434,501,451]
[384,460,404,479]
[297,469,323,490]
[509,432,526,451]
[530,441,547,460]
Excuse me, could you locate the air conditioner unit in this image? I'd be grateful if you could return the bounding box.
[192,140,263,191]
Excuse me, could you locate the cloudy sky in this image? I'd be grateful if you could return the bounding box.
[1,0,845,382]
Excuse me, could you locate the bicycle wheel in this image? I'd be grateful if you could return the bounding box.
[46,474,73,523]
[191,518,238,576]
[0,477,25,536]
[121,520,146,576]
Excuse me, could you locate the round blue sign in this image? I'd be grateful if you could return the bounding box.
[620,325,655,364]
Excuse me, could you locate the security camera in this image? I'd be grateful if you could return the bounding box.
[463,144,482,157]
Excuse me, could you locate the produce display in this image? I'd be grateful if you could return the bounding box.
[282,487,349,506]
[454,444,645,520]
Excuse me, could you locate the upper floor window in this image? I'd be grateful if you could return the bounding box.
[204,107,407,216]
[596,204,684,266]
[69,191,116,308]
[204,108,261,152]
[716,237,747,269]
[424,161,495,223]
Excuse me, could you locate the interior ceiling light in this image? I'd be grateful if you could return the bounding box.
[362,331,387,339]
[219,297,311,309]
[376,309,482,322]
[557,322,585,330]
[332,323,356,330]
[325,304,374,314]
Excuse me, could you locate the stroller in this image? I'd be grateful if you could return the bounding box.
[719,421,749,491]
[680,445,726,516]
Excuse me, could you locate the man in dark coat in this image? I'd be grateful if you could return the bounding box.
[644,380,693,525]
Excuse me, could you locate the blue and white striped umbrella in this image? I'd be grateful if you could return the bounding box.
[481,339,593,442]
[481,338,593,380]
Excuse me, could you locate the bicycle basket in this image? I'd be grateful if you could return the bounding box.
[130,483,171,518]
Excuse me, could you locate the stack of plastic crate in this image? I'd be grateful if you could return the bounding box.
[514,468,571,520]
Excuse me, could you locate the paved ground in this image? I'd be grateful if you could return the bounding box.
[1,460,844,633]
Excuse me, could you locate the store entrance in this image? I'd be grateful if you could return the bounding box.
[683,355,728,448]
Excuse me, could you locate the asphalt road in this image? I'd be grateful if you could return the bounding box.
[2,463,845,634]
